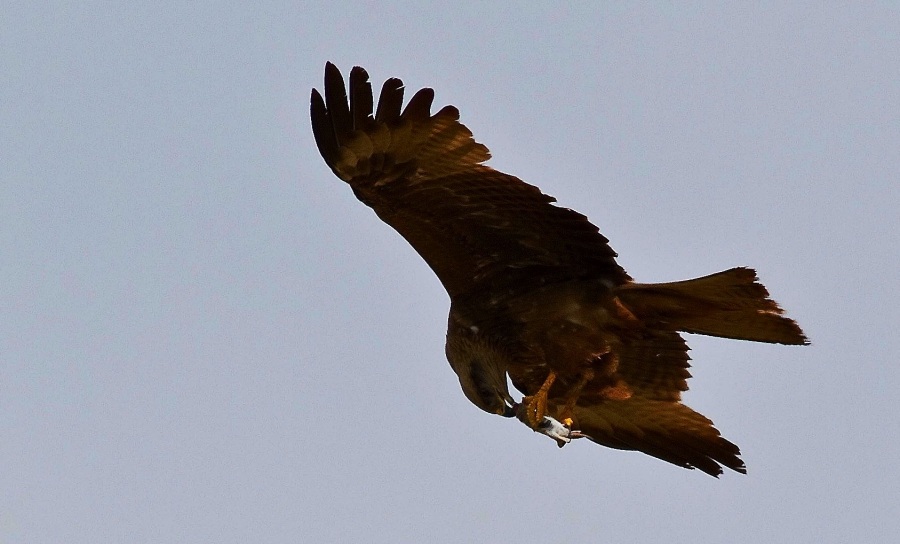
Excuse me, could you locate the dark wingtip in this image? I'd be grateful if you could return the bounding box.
[435,105,460,120]
[323,62,351,140]
[375,77,405,123]
[401,87,435,121]
[310,88,338,166]
[348,66,374,131]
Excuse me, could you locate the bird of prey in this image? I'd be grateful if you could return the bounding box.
[310,63,808,477]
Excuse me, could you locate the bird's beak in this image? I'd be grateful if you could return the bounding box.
[501,402,518,418]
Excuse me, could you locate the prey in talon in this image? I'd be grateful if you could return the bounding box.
[511,401,586,448]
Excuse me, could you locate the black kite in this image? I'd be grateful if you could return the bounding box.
[310,63,808,476]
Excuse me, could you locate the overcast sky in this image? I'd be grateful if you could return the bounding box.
[3,2,899,543]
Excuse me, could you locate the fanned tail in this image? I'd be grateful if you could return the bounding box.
[617,267,808,345]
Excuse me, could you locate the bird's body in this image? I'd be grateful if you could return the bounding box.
[311,63,807,476]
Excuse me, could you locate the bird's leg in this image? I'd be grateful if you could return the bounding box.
[559,368,595,428]
[519,370,556,429]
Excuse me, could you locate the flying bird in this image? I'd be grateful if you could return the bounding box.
[310,63,808,477]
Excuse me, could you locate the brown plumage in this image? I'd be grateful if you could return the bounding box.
[311,63,808,477]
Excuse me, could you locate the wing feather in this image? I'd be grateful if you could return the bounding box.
[572,398,745,476]
[616,331,692,401]
[401,87,435,121]
[348,66,374,131]
[310,89,338,166]
[375,77,404,123]
[311,63,629,298]
[323,62,352,140]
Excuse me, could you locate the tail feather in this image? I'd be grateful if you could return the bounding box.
[617,267,808,345]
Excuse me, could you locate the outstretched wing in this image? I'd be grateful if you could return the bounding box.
[571,397,746,477]
[311,63,630,299]
[572,331,742,476]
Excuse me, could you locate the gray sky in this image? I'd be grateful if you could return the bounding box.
[3,2,899,542]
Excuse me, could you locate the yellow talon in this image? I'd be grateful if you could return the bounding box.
[563,417,573,427]
[522,371,557,428]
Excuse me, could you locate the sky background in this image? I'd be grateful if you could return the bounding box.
[2,2,899,543]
